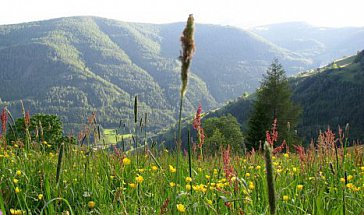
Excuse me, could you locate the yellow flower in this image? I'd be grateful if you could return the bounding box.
[255,165,261,170]
[245,173,250,177]
[347,175,353,181]
[297,184,303,191]
[205,175,211,179]
[213,169,218,175]
[360,166,364,171]
[346,183,354,189]
[122,158,131,165]
[13,178,19,184]
[207,199,213,205]
[129,183,136,188]
[151,165,158,171]
[185,177,192,183]
[10,209,16,215]
[138,168,145,173]
[136,175,144,184]
[248,182,255,190]
[15,187,20,193]
[283,195,289,201]
[176,203,186,213]
[170,182,176,187]
[292,167,298,173]
[42,141,47,145]
[284,153,289,158]
[88,201,96,209]
[38,194,43,200]
[340,178,345,182]
[16,170,22,176]
[169,165,176,173]
[231,176,237,182]
[186,184,191,190]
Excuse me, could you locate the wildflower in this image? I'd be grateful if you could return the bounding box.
[15,187,20,193]
[255,165,261,170]
[231,176,237,182]
[248,182,255,190]
[292,167,298,173]
[185,177,192,183]
[151,165,158,171]
[169,165,176,173]
[284,153,289,158]
[88,201,96,209]
[297,184,304,191]
[205,175,211,180]
[38,194,43,200]
[346,183,354,189]
[283,195,289,201]
[16,170,21,176]
[135,175,144,184]
[138,168,145,173]
[245,173,251,177]
[176,203,186,213]
[129,183,136,188]
[122,158,131,165]
[186,184,191,190]
[170,182,176,187]
[13,178,19,184]
[347,175,353,181]
[360,166,364,171]
[213,169,218,175]
[207,199,213,205]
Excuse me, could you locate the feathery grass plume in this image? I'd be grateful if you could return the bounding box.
[264,141,276,215]
[1,106,8,148]
[20,101,31,149]
[173,14,195,214]
[179,14,195,96]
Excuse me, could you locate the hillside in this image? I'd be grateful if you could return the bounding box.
[252,22,364,66]
[169,51,364,145]
[0,16,312,132]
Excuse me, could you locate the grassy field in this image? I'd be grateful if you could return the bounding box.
[0,134,363,214]
[103,128,132,145]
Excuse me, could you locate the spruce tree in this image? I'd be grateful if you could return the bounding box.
[246,59,301,150]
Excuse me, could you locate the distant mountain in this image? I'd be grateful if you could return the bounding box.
[0,16,312,132]
[185,51,364,144]
[251,22,364,66]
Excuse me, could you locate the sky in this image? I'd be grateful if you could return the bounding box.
[1,0,364,28]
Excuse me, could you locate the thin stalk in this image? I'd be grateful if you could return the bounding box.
[187,129,193,195]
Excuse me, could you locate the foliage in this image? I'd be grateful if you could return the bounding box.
[246,59,301,149]
[8,114,64,146]
[203,114,244,155]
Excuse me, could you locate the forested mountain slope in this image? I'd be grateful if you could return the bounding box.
[0,16,312,132]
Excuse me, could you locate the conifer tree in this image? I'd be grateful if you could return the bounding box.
[246,59,301,150]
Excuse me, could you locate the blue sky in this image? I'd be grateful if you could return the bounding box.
[1,0,364,27]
